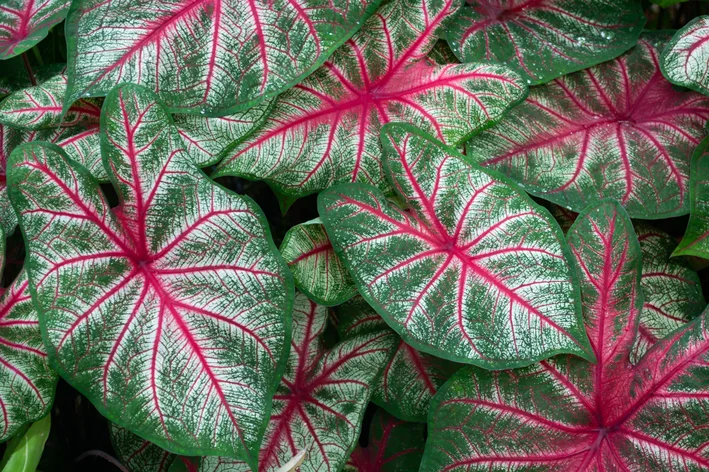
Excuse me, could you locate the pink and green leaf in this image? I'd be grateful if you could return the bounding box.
[213,0,527,198]
[64,0,382,115]
[422,199,709,470]
[467,34,709,219]
[674,136,709,259]
[7,84,293,464]
[280,219,356,307]
[446,0,645,85]
[319,124,592,368]
[661,16,709,96]
[111,423,176,472]
[345,409,425,472]
[0,0,70,59]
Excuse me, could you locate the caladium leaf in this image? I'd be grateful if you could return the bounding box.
[214,0,527,198]
[320,124,592,368]
[111,423,176,472]
[661,16,709,96]
[280,219,356,307]
[446,0,645,85]
[675,136,709,259]
[7,84,293,464]
[0,0,70,59]
[345,409,425,472]
[197,292,395,472]
[422,199,709,471]
[173,99,274,168]
[0,227,57,443]
[467,34,709,219]
[64,0,381,115]
[337,296,460,423]
[632,224,705,360]
[0,74,101,130]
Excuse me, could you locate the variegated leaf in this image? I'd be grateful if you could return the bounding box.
[197,293,395,472]
[662,16,709,96]
[280,219,356,307]
[0,74,101,130]
[345,409,425,472]
[467,34,709,218]
[111,423,176,472]
[337,296,460,423]
[64,0,381,115]
[320,124,591,368]
[675,136,709,259]
[7,84,292,464]
[423,199,709,471]
[214,0,527,198]
[447,0,645,85]
[0,0,70,59]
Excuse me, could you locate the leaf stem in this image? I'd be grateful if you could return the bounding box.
[21,53,37,86]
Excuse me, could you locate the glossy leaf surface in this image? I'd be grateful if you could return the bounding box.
[0,0,70,59]
[0,415,50,472]
[423,200,709,470]
[661,16,709,96]
[447,0,645,84]
[320,124,591,368]
[675,136,709,259]
[111,423,176,472]
[337,296,460,423]
[198,293,395,472]
[468,34,709,218]
[64,0,381,115]
[280,219,356,307]
[214,0,527,198]
[8,85,292,464]
[345,409,425,472]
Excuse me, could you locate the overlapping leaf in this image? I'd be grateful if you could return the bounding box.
[337,296,460,423]
[0,0,70,59]
[7,84,292,463]
[64,0,381,115]
[467,34,709,218]
[111,423,176,472]
[422,200,709,471]
[446,0,645,85]
[197,292,395,472]
[0,227,57,443]
[662,16,709,96]
[320,124,591,367]
[214,0,527,198]
[675,136,709,259]
[345,409,425,472]
[280,219,356,307]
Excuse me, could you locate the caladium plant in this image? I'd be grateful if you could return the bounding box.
[213,0,527,199]
[7,84,293,465]
[662,16,709,96]
[111,423,176,472]
[466,33,709,218]
[63,0,381,115]
[0,0,70,59]
[423,199,709,470]
[675,136,709,259]
[446,0,645,85]
[320,124,592,367]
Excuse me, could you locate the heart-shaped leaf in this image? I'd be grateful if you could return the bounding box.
[0,227,57,443]
[197,292,395,472]
[423,199,709,470]
[675,136,709,259]
[280,219,356,307]
[111,423,176,472]
[0,0,70,59]
[214,0,527,198]
[319,124,592,368]
[337,296,460,423]
[64,0,381,115]
[345,409,425,472]
[662,16,709,96]
[466,34,709,218]
[7,84,293,464]
[446,0,645,85]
